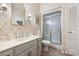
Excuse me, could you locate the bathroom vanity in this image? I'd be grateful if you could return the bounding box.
[0,35,42,56]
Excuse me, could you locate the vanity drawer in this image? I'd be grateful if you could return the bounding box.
[14,39,37,55]
[0,49,13,56]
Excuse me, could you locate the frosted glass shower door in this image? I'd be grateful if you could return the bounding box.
[43,16,51,41]
[51,14,61,44]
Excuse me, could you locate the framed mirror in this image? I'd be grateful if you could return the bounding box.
[11,3,26,25]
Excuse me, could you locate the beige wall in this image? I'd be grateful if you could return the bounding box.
[0,3,40,42]
[40,3,63,12]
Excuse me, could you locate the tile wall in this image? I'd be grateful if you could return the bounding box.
[0,4,38,42]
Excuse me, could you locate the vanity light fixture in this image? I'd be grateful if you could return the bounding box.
[26,13,32,24]
[0,4,7,12]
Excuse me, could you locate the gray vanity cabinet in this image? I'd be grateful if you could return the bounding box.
[0,37,42,56]
[15,39,37,56]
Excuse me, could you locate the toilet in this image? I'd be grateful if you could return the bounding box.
[42,40,50,51]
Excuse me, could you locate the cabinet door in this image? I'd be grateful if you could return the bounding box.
[37,43,42,56]
[18,50,30,56]
[31,46,37,56]
[15,39,37,55]
[0,49,13,56]
[19,46,37,56]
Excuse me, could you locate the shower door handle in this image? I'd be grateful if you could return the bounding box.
[50,33,52,42]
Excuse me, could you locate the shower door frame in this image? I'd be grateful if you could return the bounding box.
[41,6,64,45]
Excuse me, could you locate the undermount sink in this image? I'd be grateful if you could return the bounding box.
[15,35,35,41]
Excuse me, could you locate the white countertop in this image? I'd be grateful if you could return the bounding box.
[0,35,42,53]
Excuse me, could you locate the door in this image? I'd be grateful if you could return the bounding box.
[43,11,61,44]
[66,5,78,55]
[51,13,61,44]
[43,16,51,41]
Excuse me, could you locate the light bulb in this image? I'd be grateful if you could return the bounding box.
[1,4,7,11]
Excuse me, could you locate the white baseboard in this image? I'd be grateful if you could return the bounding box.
[66,49,79,56]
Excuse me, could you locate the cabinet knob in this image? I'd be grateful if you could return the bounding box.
[37,46,39,48]
[69,32,72,33]
[7,54,10,56]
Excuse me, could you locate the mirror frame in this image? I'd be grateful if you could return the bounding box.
[11,3,26,26]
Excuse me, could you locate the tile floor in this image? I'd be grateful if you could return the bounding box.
[42,47,72,56]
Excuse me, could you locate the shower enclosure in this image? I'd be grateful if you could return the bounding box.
[43,11,61,45]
